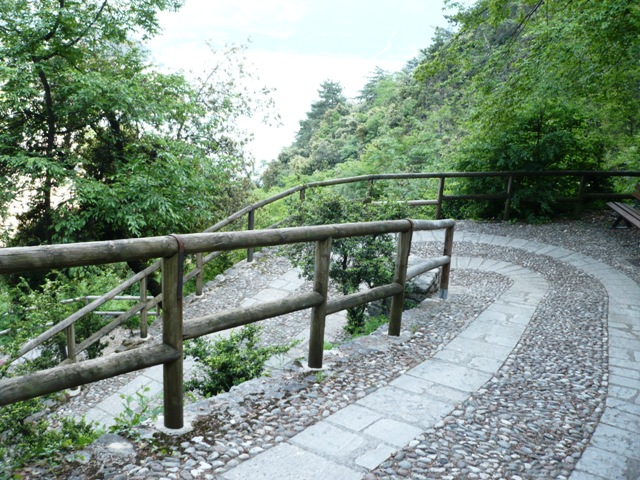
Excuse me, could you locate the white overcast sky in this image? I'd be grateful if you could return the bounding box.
[145,0,451,165]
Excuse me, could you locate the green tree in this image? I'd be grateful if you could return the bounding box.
[295,80,347,150]
[285,190,407,334]
[0,1,274,291]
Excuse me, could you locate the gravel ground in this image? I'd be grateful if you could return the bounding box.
[15,211,640,479]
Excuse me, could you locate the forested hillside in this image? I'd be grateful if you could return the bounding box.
[262,0,639,217]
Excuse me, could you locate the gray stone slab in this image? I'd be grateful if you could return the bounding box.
[141,364,163,380]
[590,423,640,455]
[325,404,383,432]
[493,264,527,274]
[610,305,640,317]
[356,385,451,427]
[290,422,366,457]
[606,397,640,417]
[221,443,362,480]
[609,313,639,326]
[608,384,639,402]
[95,392,126,414]
[503,238,533,249]
[458,322,525,347]
[599,406,640,433]
[441,336,514,360]
[609,346,640,362]
[281,269,304,283]
[497,293,544,307]
[475,310,515,326]
[389,375,469,403]
[488,302,536,318]
[406,360,491,392]
[572,446,628,480]
[611,336,640,351]
[610,373,640,390]
[609,328,640,340]
[362,418,423,447]
[83,407,111,426]
[355,443,397,470]
[609,355,640,372]
[476,258,504,270]
[610,364,640,380]
[433,348,505,373]
[253,288,290,302]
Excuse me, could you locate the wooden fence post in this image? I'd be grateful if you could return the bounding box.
[503,175,514,221]
[65,324,76,362]
[140,276,148,338]
[308,237,331,369]
[435,177,445,219]
[247,210,255,263]
[388,227,413,336]
[440,225,455,299]
[575,174,586,218]
[195,253,204,296]
[162,238,184,429]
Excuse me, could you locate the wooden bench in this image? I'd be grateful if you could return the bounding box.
[607,182,640,229]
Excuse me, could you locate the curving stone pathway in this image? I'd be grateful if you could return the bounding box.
[220,258,548,479]
[58,224,639,480]
[413,229,640,480]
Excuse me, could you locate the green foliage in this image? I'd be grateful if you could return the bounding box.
[0,266,132,375]
[0,397,101,476]
[0,0,274,261]
[350,314,389,338]
[109,386,163,440]
[185,325,296,398]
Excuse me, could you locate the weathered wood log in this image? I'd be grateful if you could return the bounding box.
[325,283,403,315]
[0,344,179,406]
[163,250,184,429]
[388,229,412,336]
[179,220,413,255]
[0,236,176,273]
[183,291,323,340]
[308,238,331,369]
[406,256,451,281]
[440,226,455,299]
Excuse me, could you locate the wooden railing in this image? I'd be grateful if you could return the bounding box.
[0,219,455,429]
[3,170,638,371]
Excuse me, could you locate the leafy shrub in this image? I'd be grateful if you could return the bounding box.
[0,397,100,476]
[185,325,296,397]
[109,386,163,440]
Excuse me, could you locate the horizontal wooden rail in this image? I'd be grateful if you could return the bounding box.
[326,283,403,315]
[0,344,180,405]
[0,220,457,274]
[406,256,451,281]
[183,292,324,340]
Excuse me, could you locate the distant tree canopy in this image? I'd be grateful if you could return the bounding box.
[0,0,274,249]
[261,0,639,219]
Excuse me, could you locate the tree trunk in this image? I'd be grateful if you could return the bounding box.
[127,260,163,301]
